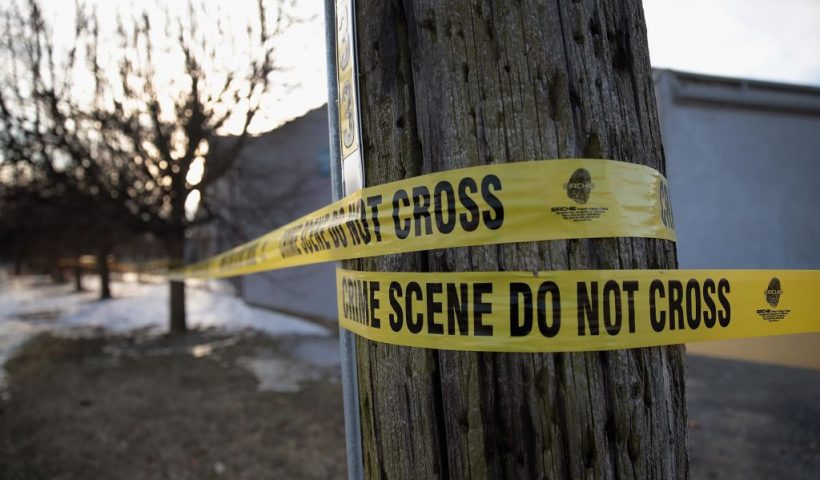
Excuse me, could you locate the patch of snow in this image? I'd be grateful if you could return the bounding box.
[289,337,342,368]
[0,271,330,393]
[237,356,324,393]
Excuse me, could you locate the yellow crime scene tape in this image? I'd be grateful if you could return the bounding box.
[169,159,675,279]
[336,269,819,352]
[166,159,818,351]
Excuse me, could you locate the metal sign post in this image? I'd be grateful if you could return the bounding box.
[324,0,364,478]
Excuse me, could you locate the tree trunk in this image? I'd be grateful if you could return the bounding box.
[74,262,84,292]
[167,231,187,334]
[97,247,111,300]
[349,1,687,478]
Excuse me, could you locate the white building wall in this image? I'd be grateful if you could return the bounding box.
[654,70,820,269]
[211,107,337,321]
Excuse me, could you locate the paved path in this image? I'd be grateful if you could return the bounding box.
[687,354,820,479]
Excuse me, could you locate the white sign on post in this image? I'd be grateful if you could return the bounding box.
[335,0,365,195]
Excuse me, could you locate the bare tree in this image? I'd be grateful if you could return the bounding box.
[0,157,129,299]
[0,0,295,332]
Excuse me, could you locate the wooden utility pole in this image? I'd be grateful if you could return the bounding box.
[346,0,687,478]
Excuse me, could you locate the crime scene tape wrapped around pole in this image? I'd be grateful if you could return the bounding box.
[167,158,818,351]
[168,158,675,279]
[336,269,819,353]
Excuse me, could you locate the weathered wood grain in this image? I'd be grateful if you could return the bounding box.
[348,1,687,478]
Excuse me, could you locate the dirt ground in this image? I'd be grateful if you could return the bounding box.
[0,330,347,480]
[687,354,820,480]
[2,329,818,479]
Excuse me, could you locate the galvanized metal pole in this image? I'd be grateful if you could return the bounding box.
[323,1,364,478]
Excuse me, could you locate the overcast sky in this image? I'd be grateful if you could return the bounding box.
[285,0,820,130]
[32,0,820,132]
[644,0,820,86]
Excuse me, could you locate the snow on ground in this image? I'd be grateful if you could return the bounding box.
[0,270,329,392]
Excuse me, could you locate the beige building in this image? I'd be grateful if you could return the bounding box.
[203,106,335,322]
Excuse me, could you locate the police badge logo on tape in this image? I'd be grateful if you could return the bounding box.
[765,277,782,307]
[551,168,608,222]
[756,277,790,322]
[565,168,594,204]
